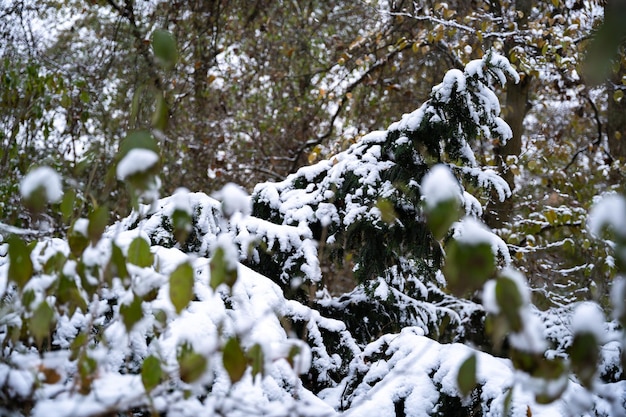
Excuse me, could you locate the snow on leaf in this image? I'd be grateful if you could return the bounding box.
[20,166,63,204]
[116,148,159,181]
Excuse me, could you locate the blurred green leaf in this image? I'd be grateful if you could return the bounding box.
[141,355,162,392]
[177,344,207,383]
[44,251,66,275]
[169,262,194,314]
[78,353,97,395]
[583,4,626,84]
[60,188,76,221]
[495,276,524,332]
[128,237,153,268]
[118,130,159,160]
[152,29,178,70]
[68,224,89,258]
[57,274,87,316]
[120,295,143,332]
[457,353,477,397]
[425,198,461,240]
[7,235,34,289]
[443,240,495,296]
[375,198,398,225]
[105,242,129,283]
[172,209,192,244]
[30,301,55,346]
[152,92,169,131]
[210,247,238,290]
[569,332,599,390]
[87,206,108,245]
[247,343,265,380]
[223,337,247,384]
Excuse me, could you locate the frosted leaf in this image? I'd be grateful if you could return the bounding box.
[482,279,499,314]
[213,233,240,270]
[116,148,159,180]
[421,164,462,209]
[72,218,89,236]
[572,302,606,341]
[611,277,626,321]
[172,188,192,215]
[213,183,251,217]
[20,166,63,203]
[588,193,626,239]
[509,312,548,354]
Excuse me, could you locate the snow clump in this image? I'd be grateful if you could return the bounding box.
[20,166,63,203]
[116,148,159,180]
[421,164,462,209]
[213,182,251,218]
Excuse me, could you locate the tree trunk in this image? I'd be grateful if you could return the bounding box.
[485,0,532,228]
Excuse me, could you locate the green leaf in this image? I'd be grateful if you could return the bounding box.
[286,344,302,369]
[443,240,495,297]
[78,353,97,395]
[120,295,143,332]
[105,242,129,283]
[375,198,398,225]
[60,188,76,221]
[169,262,194,314]
[457,353,477,397]
[495,276,524,332]
[87,206,108,245]
[152,29,178,70]
[68,226,89,258]
[425,198,461,240]
[57,275,88,316]
[210,247,238,290]
[79,90,89,104]
[7,235,34,288]
[177,344,207,383]
[152,92,169,131]
[128,237,153,268]
[30,301,55,346]
[44,251,66,275]
[141,355,162,392]
[569,332,599,390]
[172,209,192,243]
[223,337,247,384]
[22,289,35,309]
[246,343,265,380]
[118,130,159,160]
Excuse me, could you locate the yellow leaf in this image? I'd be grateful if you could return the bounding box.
[551,0,559,7]
[443,9,456,19]
[545,210,557,225]
[613,89,624,103]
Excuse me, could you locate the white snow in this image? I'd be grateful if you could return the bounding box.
[588,193,626,239]
[452,217,511,264]
[20,166,63,203]
[421,164,462,209]
[212,183,251,218]
[571,302,606,341]
[116,148,159,180]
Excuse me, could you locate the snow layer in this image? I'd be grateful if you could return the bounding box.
[116,148,159,180]
[20,166,63,203]
[421,164,462,209]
